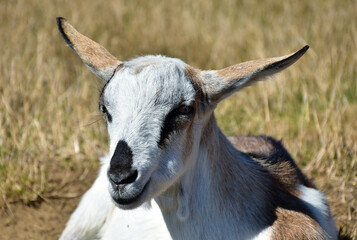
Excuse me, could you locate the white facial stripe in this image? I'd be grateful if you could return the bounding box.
[102,55,199,208]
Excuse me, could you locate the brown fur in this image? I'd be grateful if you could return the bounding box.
[228,135,316,196]
[271,207,326,240]
[185,65,203,89]
[185,66,209,113]
[114,63,124,73]
[217,56,288,81]
[207,128,325,237]
[228,135,329,238]
[207,46,309,103]
[216,46,309,82]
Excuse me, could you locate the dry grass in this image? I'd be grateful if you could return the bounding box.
[0,0,356,238]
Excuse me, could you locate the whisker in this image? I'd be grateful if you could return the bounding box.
[85,116,104,127]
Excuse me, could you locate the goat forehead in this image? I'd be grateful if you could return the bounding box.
[104,56,196,108]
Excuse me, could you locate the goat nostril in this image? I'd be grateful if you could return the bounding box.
[109,170,138,186]
[119,170,138,184]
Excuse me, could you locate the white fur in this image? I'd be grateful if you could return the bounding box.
[299,185,338,240]
[98,201,170,240]
[60,155,171,240]
[252,227,273,240]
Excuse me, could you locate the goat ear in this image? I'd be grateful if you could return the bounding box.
[200,46,309,104]
[56,17,121,82]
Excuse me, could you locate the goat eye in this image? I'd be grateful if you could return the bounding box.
[99,104,112,122]
[178,105,193,115]
[158,104,194,148]
[99,104,108,114]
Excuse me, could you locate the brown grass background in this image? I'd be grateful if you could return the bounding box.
[0,0,356,238]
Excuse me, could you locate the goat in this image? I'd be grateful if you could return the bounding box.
[57,17,338,240]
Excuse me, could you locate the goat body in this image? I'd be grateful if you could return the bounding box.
[57,17,338,240]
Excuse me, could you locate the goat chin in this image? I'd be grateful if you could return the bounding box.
[59,158,172,240]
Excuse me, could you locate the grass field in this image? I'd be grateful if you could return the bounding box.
[0,0,356,238]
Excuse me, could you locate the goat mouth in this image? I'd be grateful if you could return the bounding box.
[112,179,151,206]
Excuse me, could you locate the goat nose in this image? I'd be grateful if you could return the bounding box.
[108,140,138,186]
[110,140,133,170]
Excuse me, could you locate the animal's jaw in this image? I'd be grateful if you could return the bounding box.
[109,177,152,209]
